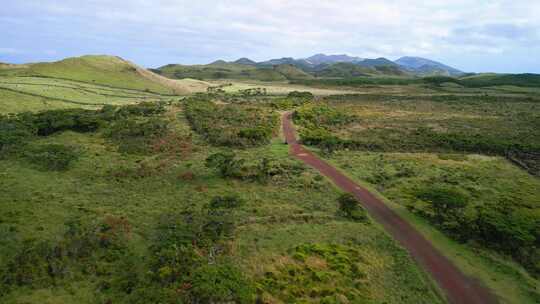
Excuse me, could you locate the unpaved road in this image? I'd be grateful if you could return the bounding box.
[282,112,498,304]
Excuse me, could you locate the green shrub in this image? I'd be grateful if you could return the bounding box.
[210,194,244,209]
[337,193,368,222]
[189,263,255,303]
[0,115,35,152]
[287,91,314,100]
[115,101,167,117]
[184,100,278,147]
[104,118,169,154]
[0,216,131,295]
[22,144,80,171]
[416,185,468,225]
[294,104,356,130]
[206,151,244,178]
[29,109,102,136]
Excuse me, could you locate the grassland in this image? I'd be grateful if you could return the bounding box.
[289,90,540,302]
[0,55,209,95]
[1,55,539,303]
[0,98,443,303]
[155,62,313,81]
[316,150,540,303]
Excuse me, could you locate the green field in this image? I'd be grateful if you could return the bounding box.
[1,55,539,303]
[0,101,443,303]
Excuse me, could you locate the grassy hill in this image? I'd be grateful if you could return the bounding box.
[458,73,540,87]
[156,62,313,81]
[0,55,209,95]
[0,96,444,303]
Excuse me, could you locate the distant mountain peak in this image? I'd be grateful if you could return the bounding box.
[209,59,227,65]
[395,56,463,76]
[233,57,256,65]
[304,53,364,65]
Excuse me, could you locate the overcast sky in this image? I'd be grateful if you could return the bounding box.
[1,0,539,73]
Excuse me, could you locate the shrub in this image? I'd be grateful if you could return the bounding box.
[337,193,368,222]
[287,91,314,101]
[115,101,167,117]
[238,126,273,145]
[29,109,102,136]
[184,100,278,147]
[188,263,255,303]
[416,185,468,225]
[22,144,80,171]
[205,151,244,178]
[210,194,244,209]
[104,118,169,154]
[0,115,35,152]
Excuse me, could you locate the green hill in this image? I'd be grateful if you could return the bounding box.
[458,73,540,87]
[156,62,312,81]
[315,62,408,78]
[272,64,314,80]
[0,55,208,94]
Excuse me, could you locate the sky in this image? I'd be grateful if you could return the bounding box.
[1,0,539,73]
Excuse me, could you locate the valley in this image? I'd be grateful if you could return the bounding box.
[0,54,539,304]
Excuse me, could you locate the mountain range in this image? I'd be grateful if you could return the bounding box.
[154,53,464,80]
[253,54,464,76]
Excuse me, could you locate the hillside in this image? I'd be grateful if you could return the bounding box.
[0,55,208,94]
[396,57,464,76]
[458,73,540,87]
[156,62,313,81]
[272,64,314,80]
[314,62,372,78]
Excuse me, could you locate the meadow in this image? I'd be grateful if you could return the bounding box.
[289,90,539,302]
[1,56,540,303]
[0,96,443,303]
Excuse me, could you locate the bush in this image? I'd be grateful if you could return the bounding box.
[184,100,278,147]
[28,109,102,136]
[337,193,368,222]
[104,118,169,154]
[210,194,244,209]
[189,263,255,303]
[205,151,244,178]
[294,104,356,129]
[416,185,468,225]
[0,115,35,152]
[287,91,314,100]
[22,144,80,171]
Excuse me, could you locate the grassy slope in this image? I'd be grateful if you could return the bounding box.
[0,55,209,95]
[0,76,180,114]
[0,103,444,303]
[157,62,313,81]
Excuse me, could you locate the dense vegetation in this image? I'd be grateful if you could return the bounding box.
[292,73,540,88]
[0,96,446,303]
[295,94,540,175]
[296,93,540,281]
[184,95,279,147]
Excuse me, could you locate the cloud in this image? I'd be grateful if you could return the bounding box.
[1,0,539,72]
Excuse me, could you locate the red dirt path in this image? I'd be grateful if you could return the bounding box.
[282,112,498,304]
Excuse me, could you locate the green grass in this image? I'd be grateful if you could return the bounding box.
[0,76,181,114]
[156,62,313,81]
[0,102,443,303]
[0,55,175,94]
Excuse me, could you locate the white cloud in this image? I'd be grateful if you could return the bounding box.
[2,0,540,71]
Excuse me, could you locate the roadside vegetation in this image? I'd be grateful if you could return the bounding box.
[0,94,443,303]
[292,92,539,302]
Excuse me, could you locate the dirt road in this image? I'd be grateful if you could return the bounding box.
[282,112,498,304]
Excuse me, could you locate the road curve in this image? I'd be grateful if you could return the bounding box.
[282,112,498,304]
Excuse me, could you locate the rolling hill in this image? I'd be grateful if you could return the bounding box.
[396,56,464,76]
[155,61,313,81]
[0,55,208,94]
